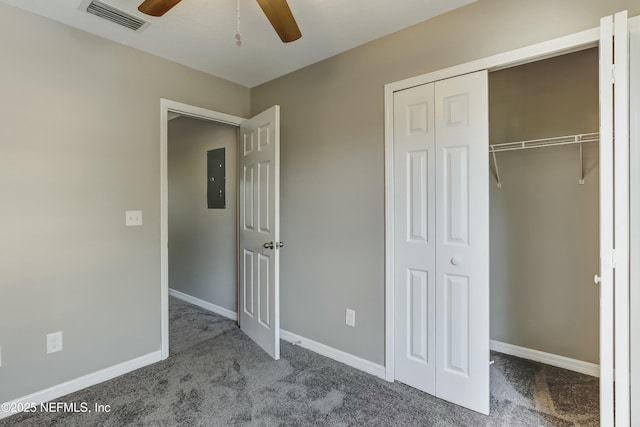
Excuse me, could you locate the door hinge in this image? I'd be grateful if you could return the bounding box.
[611,64,616,84]
[603,249,617,269]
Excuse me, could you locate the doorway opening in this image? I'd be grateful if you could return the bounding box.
[160,100,282,362]
[388,48,601,420]
[167,115,239,356]
[160,100,244,360]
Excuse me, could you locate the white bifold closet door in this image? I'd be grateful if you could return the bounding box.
[394,70,489,415]
[599,11,631,427]
[393,82,437,394]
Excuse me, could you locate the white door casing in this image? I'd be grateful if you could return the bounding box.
[393,83,437,394]
[434,71,490,415]
[393,71,490,415]
[239,106,281,360]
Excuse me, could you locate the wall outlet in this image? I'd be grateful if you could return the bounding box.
[125,210,143,226]
[346,309,356,327]
[47,331,63,354]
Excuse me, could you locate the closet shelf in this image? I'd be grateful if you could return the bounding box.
[489,132,599,188]
[489,133,599,152]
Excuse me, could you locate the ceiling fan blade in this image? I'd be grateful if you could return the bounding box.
[138,0,182,17]
[256,0,302,43]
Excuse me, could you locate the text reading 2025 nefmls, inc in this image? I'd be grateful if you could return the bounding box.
[2,401,112,414]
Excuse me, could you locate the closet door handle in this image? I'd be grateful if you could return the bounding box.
[594,274,601,285]
[450,256,461,266]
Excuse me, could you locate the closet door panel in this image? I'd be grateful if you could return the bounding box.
[408,268,430,362]
[444,274,469,375]
[443,146,469,245]
[408,150,428,241]
[393,84,437,394]
[434,70,490,415]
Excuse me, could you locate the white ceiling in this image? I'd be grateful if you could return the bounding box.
[0,0,475,87]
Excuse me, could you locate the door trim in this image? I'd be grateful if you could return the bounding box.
[384,25,600,383]
[159,99,244,360]
[630,24,640,427]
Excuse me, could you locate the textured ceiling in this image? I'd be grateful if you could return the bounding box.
[0,0,476,87]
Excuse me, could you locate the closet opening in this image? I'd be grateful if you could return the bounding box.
[488,47,600,420]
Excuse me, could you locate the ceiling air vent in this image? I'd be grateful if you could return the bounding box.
[83,0,149,31]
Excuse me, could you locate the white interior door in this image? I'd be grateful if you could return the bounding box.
[393,83,437,394]
[239,106,281,360]
[600,11,632,427]
[393,70,489,415]
[612,12,630,427]
[434,70,490,415]
[598,15,615,425]
[599,11,631,427]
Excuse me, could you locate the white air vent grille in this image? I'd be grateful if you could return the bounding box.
[85,0,148,31]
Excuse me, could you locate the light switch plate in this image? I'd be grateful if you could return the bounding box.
[125,210,143,226]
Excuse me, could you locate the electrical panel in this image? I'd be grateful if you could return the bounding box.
[207,148,225,209]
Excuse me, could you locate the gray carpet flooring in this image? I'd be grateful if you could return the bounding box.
[4,297,599,426]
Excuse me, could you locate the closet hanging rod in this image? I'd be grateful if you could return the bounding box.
[489,132,599,153]
[490,132,599,188]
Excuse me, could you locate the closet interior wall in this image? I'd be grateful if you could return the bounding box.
[489,48,600,364]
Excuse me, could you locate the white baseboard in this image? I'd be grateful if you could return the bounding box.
[0,351,161,420]
[280,329,386,380]
[169,288,238,321]
[490,340,599,377]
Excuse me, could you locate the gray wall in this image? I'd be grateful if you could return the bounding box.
[0,3,249,402]
[251,0,640,365]
[168,117,237,312]
[489,49,600,363]
[2,0,638,404]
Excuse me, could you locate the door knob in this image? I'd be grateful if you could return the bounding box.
[451,256,461,266]
[594,274,601,285]
[276,242,284,249]
[263,242,274,249]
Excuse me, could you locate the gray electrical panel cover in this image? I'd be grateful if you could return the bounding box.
[207,148,225,209]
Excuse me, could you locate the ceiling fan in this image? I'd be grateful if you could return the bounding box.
[137,0,302,43]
